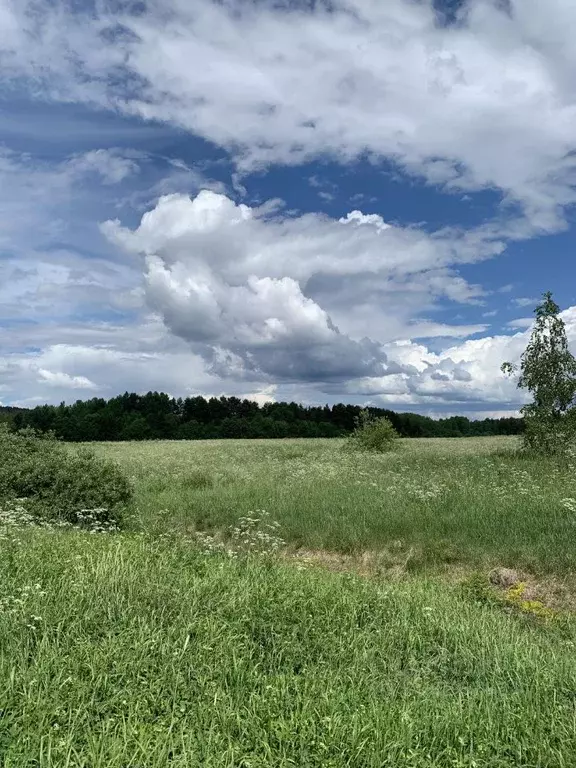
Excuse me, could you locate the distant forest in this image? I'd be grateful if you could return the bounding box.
[8,392,524,441]
[0,406,26,425]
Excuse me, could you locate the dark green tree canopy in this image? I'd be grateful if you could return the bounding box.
[9,392,524,441]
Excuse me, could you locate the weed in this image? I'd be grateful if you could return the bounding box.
[462,573,560,623]
[195,510,284,556]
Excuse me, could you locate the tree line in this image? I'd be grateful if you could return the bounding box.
[9,393,524,441]
[0,406,26,426]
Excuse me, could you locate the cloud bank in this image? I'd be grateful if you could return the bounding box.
[2,0,576,414]
[101,189,503,384]
[3,0,576,230]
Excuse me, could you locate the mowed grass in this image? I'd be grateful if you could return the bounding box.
[2,529,576,767]
[4,436,576,766]
[96,436,576,573]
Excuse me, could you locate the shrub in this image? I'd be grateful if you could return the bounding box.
[0,425,132,528]
[345,409,400,453]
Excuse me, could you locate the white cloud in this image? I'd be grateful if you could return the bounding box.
[339,211,391,232]
[405,321,488,339]
[101,189,503,385]
[3,2,576,413]
[512,297,539,308]
[369,307,576,407]
[0,168,571,412]
[351,334,523,406]
[3,302,576,413]
[95,187,576,411]
[4,0,576,229]
[0,147,217,343]
[37,369,98,390]
[2,337,218,407]
[0,147,142,254]
[506,317,534,329]
[242,385,277,406]
[66,149,140,185]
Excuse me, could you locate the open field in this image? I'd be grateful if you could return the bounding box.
[95,436,576,574]
[3,436,576,766]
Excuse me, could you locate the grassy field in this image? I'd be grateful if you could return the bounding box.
[97,436,576,574]
[3,436,576,766]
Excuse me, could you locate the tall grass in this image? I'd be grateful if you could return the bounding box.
[4,436,576,765]
[1,527,576,766]
[95,437,576,573]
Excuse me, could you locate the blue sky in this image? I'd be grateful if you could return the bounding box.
[1,0,576,416]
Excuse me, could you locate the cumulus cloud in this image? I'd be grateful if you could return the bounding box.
[3,0,576,229]
[368,308,576,406]
[3,1,576,415]
[102,189,505,384]
[339,211,391,232]
[4,302,576,416]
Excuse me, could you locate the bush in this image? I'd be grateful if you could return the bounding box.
[521,413,576,457]
[0,425,132,528]
[345,409,400,453]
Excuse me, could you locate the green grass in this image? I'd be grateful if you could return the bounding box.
[95,436,576,573]
[4,436,576,766]
[1,528,576,767]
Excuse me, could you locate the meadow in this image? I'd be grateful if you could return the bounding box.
[3,436,576,766]
[98,436,576,574]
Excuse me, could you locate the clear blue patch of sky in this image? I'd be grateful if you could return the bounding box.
[0,96,227,166]
[242,157,504,231]
[458,228,576,318]
[0,318,39,329]
[67,307,136,323]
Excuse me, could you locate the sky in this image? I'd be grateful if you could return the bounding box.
[1,0,576,417]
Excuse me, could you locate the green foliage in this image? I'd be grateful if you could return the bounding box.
[502,291,576,455]
[13,391,525,441]
[0,425,132,527]
[0,405,25,427]
[345,409,400,453]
